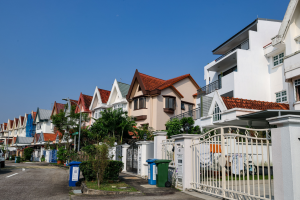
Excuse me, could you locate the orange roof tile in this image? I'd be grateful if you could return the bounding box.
[15,119,19,127]
[222,97,289,110]
[98,89,111,103]
[56,103,65,113]
[139,73,166,91]
[32,112,37,121]
[43,133,57,142]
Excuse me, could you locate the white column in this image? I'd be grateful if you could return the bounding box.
[121,144,130,172]
[136,141,154,177]
[268,115,300,200]
[153,131,167,159]
[171,134,198,191]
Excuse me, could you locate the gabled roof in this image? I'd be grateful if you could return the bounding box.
[75,93,93,113]
[35,108,52,122]
[98,89,110,104]
[117,81,130,98]
[273,0,299,44]
[221,96,290,110]
[15,136,34,144]
[126,69,200,100]
[44,133,57,142]
[32,111,37,122]
[3,123,7,131]
[8,120,14,129]
[51,101,66,117]
[13,118,19,129]
[20,116,25,126]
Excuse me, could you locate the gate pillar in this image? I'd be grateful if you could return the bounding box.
[121,143,130,172]
[154,131,167,159]
[171,134,199,191]
[268,115,300,200]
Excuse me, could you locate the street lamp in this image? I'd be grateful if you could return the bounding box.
[62,98,81,152]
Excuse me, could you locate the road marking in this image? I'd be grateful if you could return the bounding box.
[6,173,18,178]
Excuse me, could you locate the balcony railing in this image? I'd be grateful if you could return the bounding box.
[170,108,201,121]
[198,79,221,96]
[215,39,249,62]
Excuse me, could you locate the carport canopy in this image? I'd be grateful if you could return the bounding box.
[238,110,300,121]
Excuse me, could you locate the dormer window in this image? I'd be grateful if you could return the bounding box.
[213,103,221,121]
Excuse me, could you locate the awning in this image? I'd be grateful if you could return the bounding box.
[238,110,300,121]
[7,147,17,151]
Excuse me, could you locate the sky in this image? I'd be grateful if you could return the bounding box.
[0,0,289,123]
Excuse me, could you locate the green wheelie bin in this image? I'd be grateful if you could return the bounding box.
[15,156,20,163]
[154,159,172,187]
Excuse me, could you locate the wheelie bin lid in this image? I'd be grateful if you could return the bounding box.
[146,159,157,163]
[69,161,81,166]
[154,159,172,164]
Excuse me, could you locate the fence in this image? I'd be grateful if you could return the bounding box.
[191,126,273,199]
[162,139,175,167]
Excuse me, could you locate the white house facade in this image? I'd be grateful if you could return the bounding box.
[89,87,110,123]
[106,79,130,112]
[34,108,53,134]
[265,0,300,110]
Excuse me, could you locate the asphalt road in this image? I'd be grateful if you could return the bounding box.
[0,161,70,200]
[0,161,207,200]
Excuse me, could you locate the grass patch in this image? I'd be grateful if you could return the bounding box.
[69,187,75,195]
[85,181,138,192]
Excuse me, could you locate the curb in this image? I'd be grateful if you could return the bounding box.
[81,182,142,195]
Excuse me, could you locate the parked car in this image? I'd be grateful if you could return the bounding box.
[0,149,5,168]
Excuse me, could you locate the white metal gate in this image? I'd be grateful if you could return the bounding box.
[191,126,273,200]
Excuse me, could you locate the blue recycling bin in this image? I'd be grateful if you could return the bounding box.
[146,159,157,185]
[69,161,81,187]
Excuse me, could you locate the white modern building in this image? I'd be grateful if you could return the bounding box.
[265,0,300,110]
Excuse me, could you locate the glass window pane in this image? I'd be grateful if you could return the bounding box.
[274,61,278,66]
[282,91,286,96]
[279,53,284,58]
[274,55,278,60]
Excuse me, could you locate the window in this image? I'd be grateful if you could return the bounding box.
[188,105,193,111]
[138,86,142,91]
[134,97,146,110]
[276,91,287,103]
[295,79,300,101]
[139,97,146,109]
[273,53,284,66]
[165,97,175,109]
[134,99,138,110]
[213,103,221,121]
[181,102,185,110]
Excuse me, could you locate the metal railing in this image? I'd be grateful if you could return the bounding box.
[170,108,201,121]
[215,39,249,62]
[198,80,221,96]
[162,139,175,167]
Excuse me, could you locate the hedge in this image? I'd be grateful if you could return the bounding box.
[80,160,123,181]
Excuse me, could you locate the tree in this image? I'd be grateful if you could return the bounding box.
[165,117,201,138]
[118,116,136,143]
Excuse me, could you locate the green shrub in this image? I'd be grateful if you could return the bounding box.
[41,155,45,162]
[24,147,34,160]
[80,160,123,181]
[11,155,16,160]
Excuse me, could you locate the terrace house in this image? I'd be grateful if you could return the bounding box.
[34,108,53,134]
[126,70,199,130]
[89,88,110,123]
[106,79,130,112]
[26,111,36,137]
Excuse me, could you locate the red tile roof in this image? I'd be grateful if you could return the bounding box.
[75,93,93,113]
[9,120,13,129]
[6,139,12,145]
[44,133,57,142]
[3,123,7,130]
[32,112,37,122]
[222,97,290,110]
[20,116,25,126]
[70,99,78,107]
[139,73,166,91]
[56,103,65,113]
[139,72,200,92]
[98,89,111,103]
[82,94,93,110]
[15,119,19,127]
[13,137,17,144]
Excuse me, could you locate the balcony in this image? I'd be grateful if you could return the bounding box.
[215,40,249,62]
[198,80,221,96]
[170,108,201,121]
[284,51,300,80]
